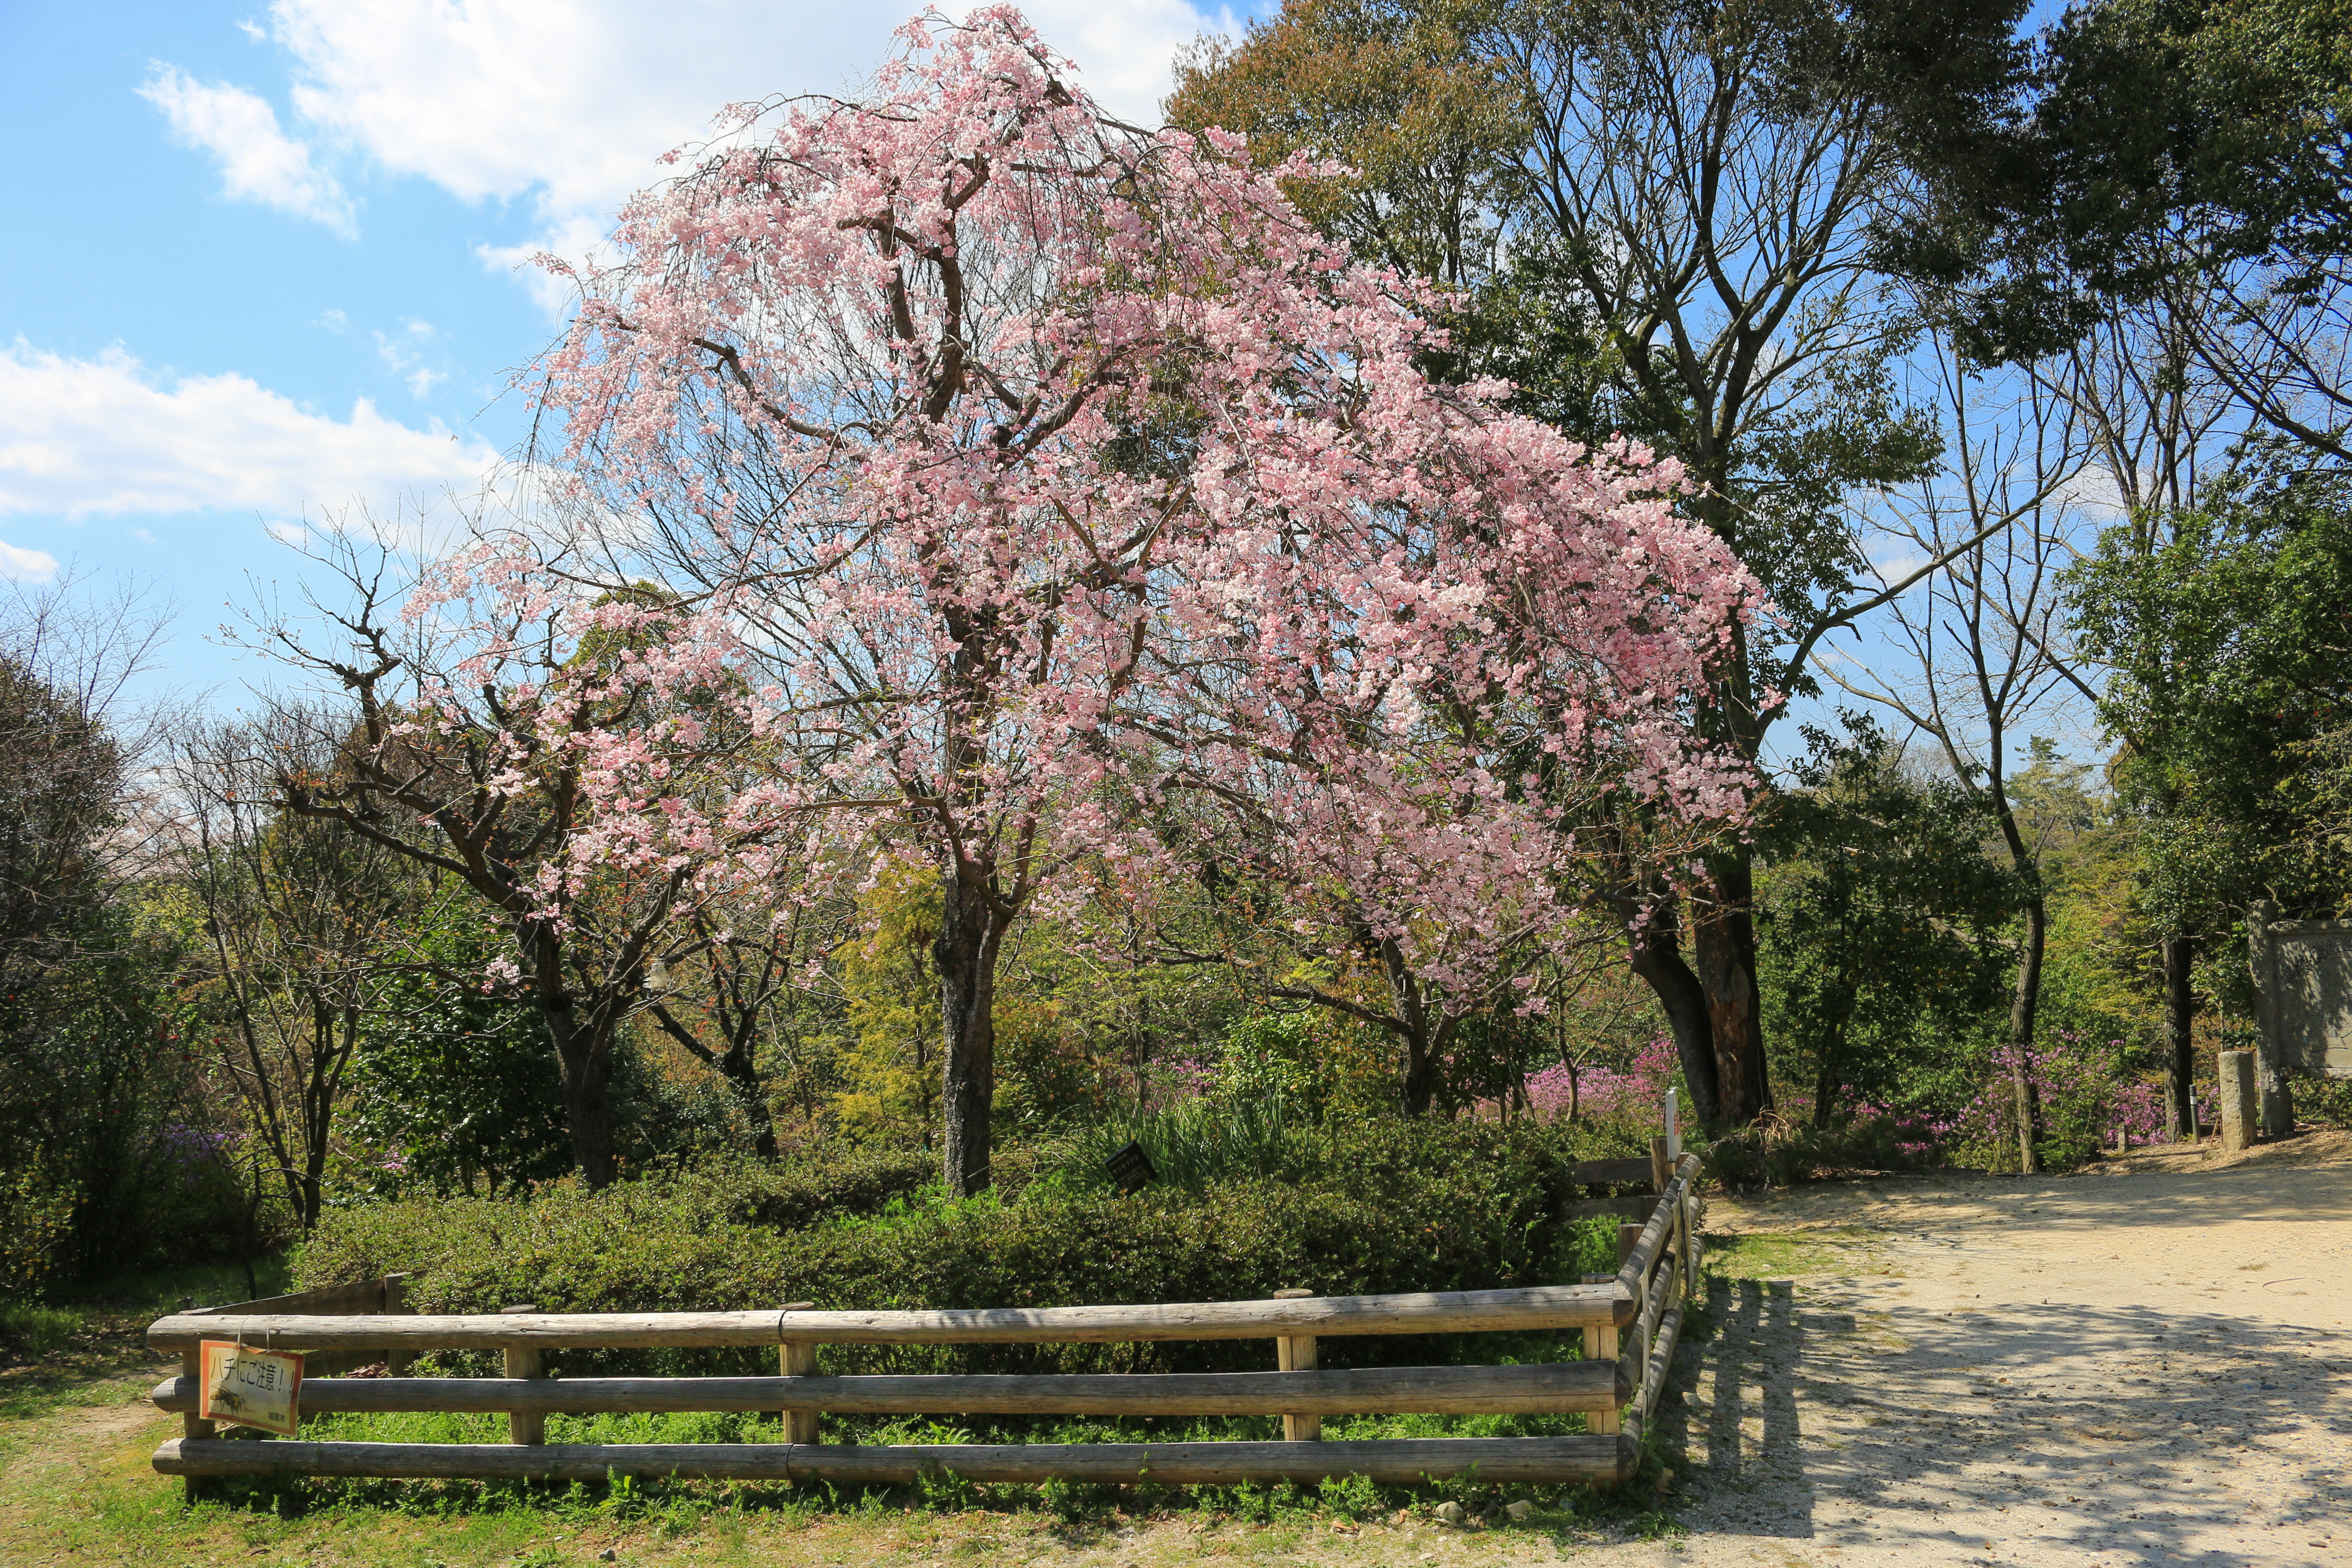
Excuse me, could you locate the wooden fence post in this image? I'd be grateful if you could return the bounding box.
[384,1274,414,1377]
[179,1348,214,1502]
[1271,1289,1319,1441]
[778,1302,818,1444]
[1580,1274,1620,1435]
[500,1305,544,1446]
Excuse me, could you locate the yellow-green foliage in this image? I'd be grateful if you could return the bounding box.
[2020,738,2163,1051]
[0,1153,76,1298]
[1214,993,1395,1119]
[832,860,946,1142]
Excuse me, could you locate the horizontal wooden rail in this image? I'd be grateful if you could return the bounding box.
[1612,1154,1699,1298]
[182,1274,418,1380]
[1569,1157,1660,1187]
[155,1434,1629,1485]
[1632,1245,1675,1359]
[151,1360,1628,1418]
[146,1282,1631,1356]
[1635,1303,1684,1422]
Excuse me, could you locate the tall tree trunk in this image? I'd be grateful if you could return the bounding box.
[717,1043,779,1162]
[1693,856,1771,1122]
[936,868,1004,1197]
[1378,934,1442,1116]
[2009,898,2048,1174]
[549,1033,617,1188]
[539,991,618,1188]
[525,923,621,1187]
[647,1000,782,1161]
[1400,1031,1438,1116]
[2163,932,2198,1140]
[1681,510,1771,1126]
[1626,895,1720,1124]
[737,1060,781,1162]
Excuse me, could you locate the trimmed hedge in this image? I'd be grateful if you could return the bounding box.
[295,1121,1626,1381]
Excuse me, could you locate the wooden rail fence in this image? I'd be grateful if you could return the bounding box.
[147,1152,1701,1492]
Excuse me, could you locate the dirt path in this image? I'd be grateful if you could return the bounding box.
[1624,1129,2352,1568]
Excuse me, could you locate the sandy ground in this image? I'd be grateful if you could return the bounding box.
[1616,1128,2352,1568]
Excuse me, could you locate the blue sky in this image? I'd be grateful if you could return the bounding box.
[0,0,2101,769]
[0,0,1246,701]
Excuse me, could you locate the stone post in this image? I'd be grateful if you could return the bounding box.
[2218,1049,2259,1153]
[2248,900,2296,1136]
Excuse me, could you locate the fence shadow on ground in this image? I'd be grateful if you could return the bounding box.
[1650,1263,2349,1564]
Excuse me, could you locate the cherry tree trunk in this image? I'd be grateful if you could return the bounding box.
[541,1008,618,1189]
[718,1044,780,1162]
[1400,1026,1439,1117]
[1627,896,1720,1125]
[937,870,1004,1197]
[1693,853,1771,1124]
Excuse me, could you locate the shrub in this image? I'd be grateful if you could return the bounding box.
[2290,1071,2352,1130]
[294,1120,1617,1384]
[1948,1031,2165,1171]
[1037,1090,1302,1191]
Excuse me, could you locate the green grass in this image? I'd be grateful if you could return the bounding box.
[0,1302,79,1359]
[1695,1228,1853,1281]
[0,1254,292,1424]
[157,1333,1680,1537]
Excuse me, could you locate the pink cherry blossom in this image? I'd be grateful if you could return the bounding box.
[440,6,1764,1185]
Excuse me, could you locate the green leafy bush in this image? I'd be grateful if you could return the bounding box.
[1038,1089,1302,1191]
[2291,1071,2352,1130]
[295,1120,1617,1385]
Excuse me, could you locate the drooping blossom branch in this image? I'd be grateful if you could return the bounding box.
[488,6,1762,1182]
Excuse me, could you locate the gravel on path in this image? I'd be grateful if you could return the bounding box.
[1609,1129,2352,1568]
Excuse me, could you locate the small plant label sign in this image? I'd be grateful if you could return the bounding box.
[1105,1140,1157,1193]
[199,1340,306,1436]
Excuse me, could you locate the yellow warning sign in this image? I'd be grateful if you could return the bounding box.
[198,1340,306,1436]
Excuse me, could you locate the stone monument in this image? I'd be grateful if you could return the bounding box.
[2250,899,2352,1134]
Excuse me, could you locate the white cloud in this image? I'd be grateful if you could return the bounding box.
[138,64,355,235]
[0,343,500,519]
[260,1,1236,302]
[1017,0,1239,125]
[476,212,613,320]
[0,540,60,582]
[374,320,446,398]
[2057,462,2130,521]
